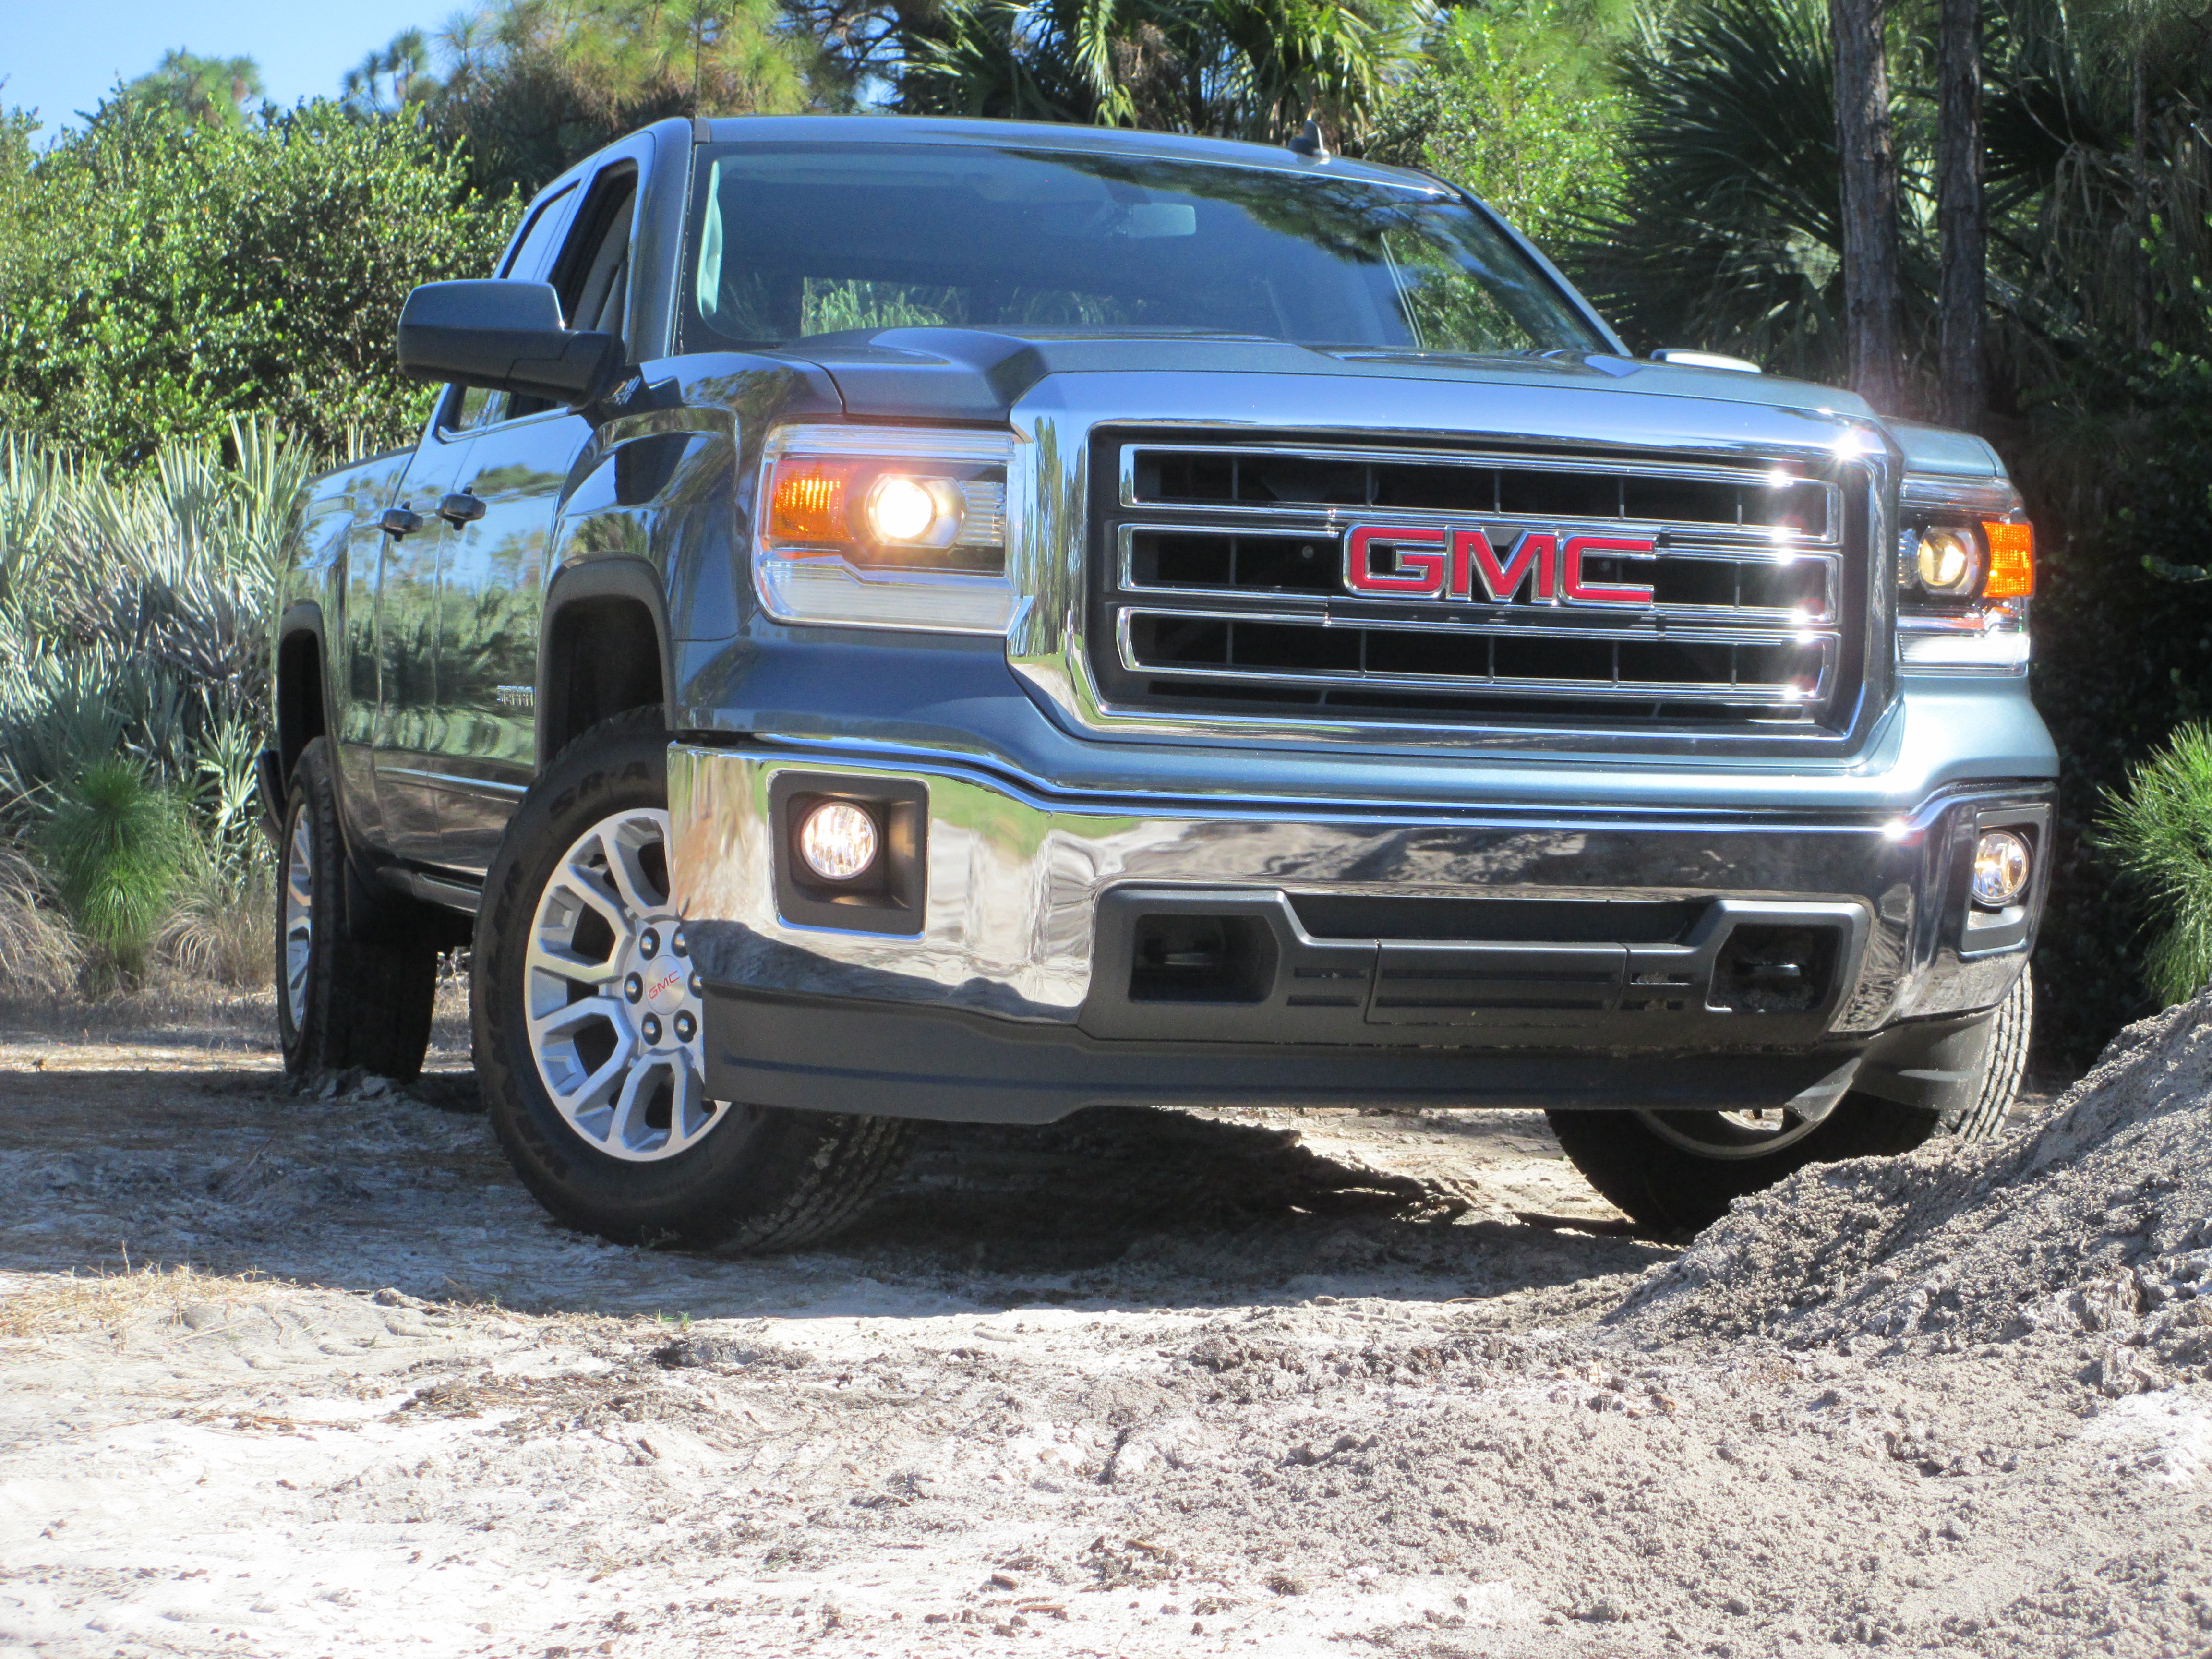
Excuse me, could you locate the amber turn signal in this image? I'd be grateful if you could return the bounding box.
[1981,520,2034,599]
[768,459,855,545]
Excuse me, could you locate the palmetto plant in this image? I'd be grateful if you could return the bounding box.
[0,417,313,988]
[900,0,1431,147]
[1566,0,2212,412]
[1566,0,1855,381]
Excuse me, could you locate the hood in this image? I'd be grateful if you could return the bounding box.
[787,325,1880,429]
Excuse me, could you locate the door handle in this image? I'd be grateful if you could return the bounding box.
[437,492,486,526]
[380,506,423,538]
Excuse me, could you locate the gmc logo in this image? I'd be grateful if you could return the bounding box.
[1344,525,1656,607]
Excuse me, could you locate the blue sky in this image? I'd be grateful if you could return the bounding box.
[3,1,442,133]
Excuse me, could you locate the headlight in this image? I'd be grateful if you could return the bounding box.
[1914,528,1981,595]
[755,425,1014,634]
[866,476,948,544]
[1897,512,2034,673]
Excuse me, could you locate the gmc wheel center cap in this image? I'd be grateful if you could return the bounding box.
[621,918,698,1048]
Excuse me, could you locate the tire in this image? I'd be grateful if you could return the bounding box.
[1547,969,2032,1234]
[472,708,910,1250]
[276,738,437,1081]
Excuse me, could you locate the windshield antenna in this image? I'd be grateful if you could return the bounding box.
[1288,113,1329,160]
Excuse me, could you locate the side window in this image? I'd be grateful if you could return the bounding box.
[504,165,637,423]
[552,166,637,347]
[448,385,505,433]
[440,185,579,434]
[502,184,578,284]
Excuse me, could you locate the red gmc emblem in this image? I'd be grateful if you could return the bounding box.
[1344,525,1656,607]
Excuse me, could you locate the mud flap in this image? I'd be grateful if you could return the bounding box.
[1851,1010,1999,1123]
[254,748,286,847]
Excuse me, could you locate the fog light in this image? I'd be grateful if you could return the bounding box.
[797,799,878,882]
[1972,830,2031,908]
[1915,528,1981,595]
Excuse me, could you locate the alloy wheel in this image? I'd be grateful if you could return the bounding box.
[282,809,314,1031]
[524,807,724,1162]
[1633,1105,1827,1161]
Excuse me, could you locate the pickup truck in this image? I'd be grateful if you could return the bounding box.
[264,114,2054,1248]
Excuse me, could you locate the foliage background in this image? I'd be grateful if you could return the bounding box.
[0,102,513,462]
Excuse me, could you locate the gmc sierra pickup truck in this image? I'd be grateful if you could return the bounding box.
[262,115,2054,1248]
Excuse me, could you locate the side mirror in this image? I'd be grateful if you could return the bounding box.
[396,280,623,409]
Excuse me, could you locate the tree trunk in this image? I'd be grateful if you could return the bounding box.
[1830,0,1906,413]
[1936,0,1986,431]
[2131,46,2152,350]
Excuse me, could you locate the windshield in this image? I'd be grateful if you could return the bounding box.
[680,143,1605,358]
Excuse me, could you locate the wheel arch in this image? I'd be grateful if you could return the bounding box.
[539,557,674,768]
[275,601,330,784]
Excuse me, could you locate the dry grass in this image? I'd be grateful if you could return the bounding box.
[0,844,84,996]
[157,854,275,990]
[0,976,277,1044]
[0,1262,287,1340]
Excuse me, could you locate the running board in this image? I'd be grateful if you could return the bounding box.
[382,866,483,915]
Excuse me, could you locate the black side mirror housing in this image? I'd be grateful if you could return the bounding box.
[396,280,623,409]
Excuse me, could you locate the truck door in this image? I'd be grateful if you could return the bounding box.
[332,451,412,853]
[371,425,476,865]
[434,159,641,876]
[359,180,578,873]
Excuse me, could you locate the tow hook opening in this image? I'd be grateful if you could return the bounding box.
[1129,913,1277,1004]
[1711,925,1838,1013]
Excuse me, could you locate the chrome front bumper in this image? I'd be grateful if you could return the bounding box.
[666,740,2046,1119]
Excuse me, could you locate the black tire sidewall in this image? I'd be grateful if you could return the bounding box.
[276,741,340,1074]
[473,711,836,1244]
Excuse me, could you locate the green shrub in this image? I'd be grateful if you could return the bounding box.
[0,98,515,461]
[36,760,194,980]
[2093,722,2212,1007]
[1366,0,1628,256]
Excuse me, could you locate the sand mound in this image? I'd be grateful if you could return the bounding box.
[1619,990,2212,1392]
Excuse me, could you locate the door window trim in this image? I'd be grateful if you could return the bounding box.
[434,182,584,436]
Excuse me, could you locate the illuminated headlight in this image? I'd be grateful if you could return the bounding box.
[868,476,949,544]
[1897,511,2034,673]
[1914,528,1980,595]
[1899,518,2034,603]
[756,425,1013,634]
[796,800,878,883]
[1972,830,2031,908]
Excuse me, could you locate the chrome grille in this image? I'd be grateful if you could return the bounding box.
[1092,440,1860,728]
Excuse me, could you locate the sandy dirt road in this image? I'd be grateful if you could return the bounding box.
[2,1010,2207,1659]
